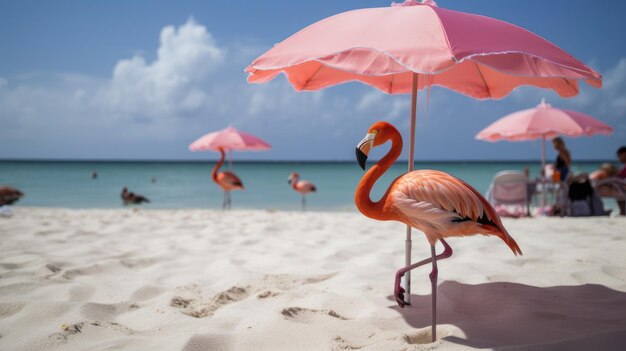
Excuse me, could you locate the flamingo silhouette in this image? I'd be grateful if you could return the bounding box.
[120,187,150,205]
[0,186,23,205]
[288,172,317,211]
[355,121,521,342]
[213,147,244,209]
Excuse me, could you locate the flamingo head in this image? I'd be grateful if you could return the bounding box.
[356,121,398,170]
[287,172,300,185]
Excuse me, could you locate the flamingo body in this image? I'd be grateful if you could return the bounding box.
[215,171,244,191]
[355,122,520,254]
[288,172,316,211]
[383,169,521,252]
[213,148,243,209]
[121,187,150,205]
[355,121,521,341]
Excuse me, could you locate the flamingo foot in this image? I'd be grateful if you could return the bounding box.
[394,271,409,308]
[392,239,453,309]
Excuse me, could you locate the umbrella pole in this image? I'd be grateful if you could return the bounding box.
[403,73,418,305]
[541,135,546,212]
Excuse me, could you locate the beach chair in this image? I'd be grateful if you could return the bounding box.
[593,177,626,201]
[592,177,625,215]
[486,170,530,217]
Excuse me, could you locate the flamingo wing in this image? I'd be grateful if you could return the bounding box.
[297,180,317,192]
[390,170,521,255]
[218,171,244,188]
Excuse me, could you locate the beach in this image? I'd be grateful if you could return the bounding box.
[1,208,625,350]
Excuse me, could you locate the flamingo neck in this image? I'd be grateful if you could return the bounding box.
[355,131,403,220]
[291,177,299,190]
[212,148,225,182]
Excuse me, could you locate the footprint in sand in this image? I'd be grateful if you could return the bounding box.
[170,273,337,318]
[281,307,350,323]
[400,325,457,345]
[170,286,250,318]
[0,302,26,320]
[256,290,280,299]
[79,302,138,321]
[131,285,166,301]
[49,320,135,342]
[332,335,364,350]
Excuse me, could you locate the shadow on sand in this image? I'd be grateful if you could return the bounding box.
[389,281,626,350]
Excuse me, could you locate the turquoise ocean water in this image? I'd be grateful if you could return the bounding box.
[0,160,611,211]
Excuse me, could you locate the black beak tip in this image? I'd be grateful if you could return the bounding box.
[356,148,367,170]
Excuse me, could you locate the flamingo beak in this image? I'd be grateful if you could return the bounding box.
[356,133,376,170]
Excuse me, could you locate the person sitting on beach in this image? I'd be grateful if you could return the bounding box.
[590,163,619,182]
[552,137,571,182]
[590,146,626,215]
[618,146,626,179]
[121,187,150,205]
[0,186,24,206]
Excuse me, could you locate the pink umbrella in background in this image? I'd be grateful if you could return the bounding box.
[246,0,602,338]
[476,98,613,210]
[190,125,271,153]
[190,125,271,168]
[189,126,271,209]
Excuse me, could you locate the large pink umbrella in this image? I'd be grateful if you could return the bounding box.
[476,98,612,211]
[245,0,602,334]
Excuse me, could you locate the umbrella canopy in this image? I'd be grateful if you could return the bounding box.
[476,99,613,142]
[245,0,602,311]
[476,98,613,212]
[189,126,271,152]
[246,0,601,99]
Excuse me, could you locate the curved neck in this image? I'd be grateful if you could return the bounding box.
[212,148,225,181]
[355,131,403,219]
[291,176,299,190]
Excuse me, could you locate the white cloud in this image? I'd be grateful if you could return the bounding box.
[97,18,225,120]
[357,91,384,111]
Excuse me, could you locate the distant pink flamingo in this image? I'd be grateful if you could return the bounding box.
[355,121,521,341]
[213,147,244,209]
[288,172,316,211]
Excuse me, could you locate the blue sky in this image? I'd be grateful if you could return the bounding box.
[1,0,624,161]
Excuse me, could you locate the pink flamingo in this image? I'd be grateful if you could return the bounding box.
[288,172,316,211]
[355,121,521,342]
[213,147,244,209]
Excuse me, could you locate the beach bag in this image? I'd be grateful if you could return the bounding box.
[569,199,591,216]
[567,174,608,216]
[568,179,591,216]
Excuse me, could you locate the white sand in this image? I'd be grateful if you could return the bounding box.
[1,208,625,350]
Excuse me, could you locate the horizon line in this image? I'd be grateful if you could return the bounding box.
[0,158,613,164]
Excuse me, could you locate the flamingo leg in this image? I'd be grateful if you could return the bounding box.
[429,245,438,343]
[394,238,453,308]
[227,191,232,210]
[222,191,227,210]
[302,195,306,212]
